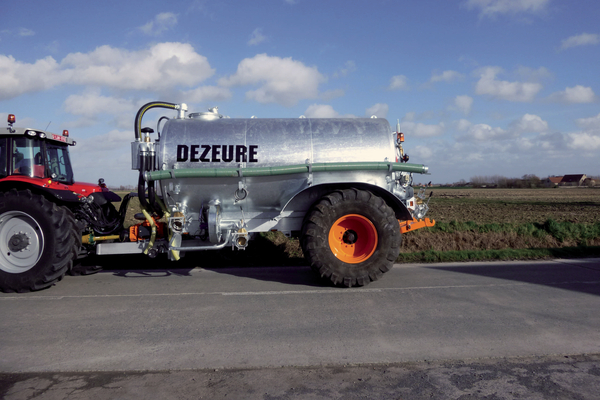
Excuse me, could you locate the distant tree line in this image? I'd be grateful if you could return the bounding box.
[470,174,543,188]
[467,175,599,188]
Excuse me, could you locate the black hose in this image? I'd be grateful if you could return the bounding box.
[138,152,149,210]
[134,101,178,141]
[157,116,170,141]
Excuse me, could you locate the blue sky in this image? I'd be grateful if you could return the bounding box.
[1,0,599,186]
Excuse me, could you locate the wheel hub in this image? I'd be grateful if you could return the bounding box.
[0,211,44,273]
[8,232,30,252]
[328,214,378,264]
[342,230,358,244]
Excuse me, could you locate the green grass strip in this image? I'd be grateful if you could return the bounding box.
[397,246,600,263]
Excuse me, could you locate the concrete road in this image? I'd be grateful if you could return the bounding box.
[1,257,600,398]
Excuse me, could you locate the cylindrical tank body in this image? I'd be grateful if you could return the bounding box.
[157,117,400,234]
[159,117,395,169]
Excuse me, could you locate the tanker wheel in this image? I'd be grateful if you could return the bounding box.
[301,188,401,287]
[0,190,78,292]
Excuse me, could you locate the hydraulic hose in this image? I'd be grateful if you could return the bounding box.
[134,101,178,141]
[138,151,150,210]
[135,101,181,213]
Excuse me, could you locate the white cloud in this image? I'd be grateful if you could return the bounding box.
[430,70,464,83]
[560,33,600,50]
[333,61,356,78]
[181,86,232,103]
[67,91,149,129]
[303,104,356,118]
[575,113,600,131]
[0,54,65,100]
[18,28,35,37]
[453,95,473,115]
[455,119,473,131]
[388,75,408,90]
[139,12,178,36]
[1,42,216,101]
[62,42,214,92]
[567,132,600,151]
[248,28,267,46]
[70,129,137,186]
[411,145,434,160]
[463,123,507,141]
[549,85,596,104]
[74,129,133,153]
[366,103,388,118]
[219,54,326,106]
[515,137,535,150]
[402,121,445,138]
[63,91,136,118]
[510,114,548,133]
[475,66,542,102]
[321,88,345,101]
[515,66,552,81]
[61,91,143,129]
[463,0,549,18]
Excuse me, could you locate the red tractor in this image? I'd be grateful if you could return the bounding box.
[0,114,126,292]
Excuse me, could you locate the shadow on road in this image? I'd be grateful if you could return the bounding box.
[423,258,600,297]
[88,235,325,287]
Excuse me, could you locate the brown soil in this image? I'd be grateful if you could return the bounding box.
[427,187,600,224]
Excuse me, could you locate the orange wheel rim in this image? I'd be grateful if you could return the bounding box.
[328,214,378,264]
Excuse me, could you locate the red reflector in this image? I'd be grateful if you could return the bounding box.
[8,114,15,124]
[63,130,69,137]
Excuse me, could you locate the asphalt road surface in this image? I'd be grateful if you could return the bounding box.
[1,257,600,399]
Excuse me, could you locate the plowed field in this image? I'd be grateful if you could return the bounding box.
[426,187,600,224]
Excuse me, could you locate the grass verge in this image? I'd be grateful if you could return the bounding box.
[397,246,600,264]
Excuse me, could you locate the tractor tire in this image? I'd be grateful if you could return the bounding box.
[0,190,78,292]
[301,188,401,287]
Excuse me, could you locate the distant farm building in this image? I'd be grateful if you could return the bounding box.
[543,174,592,187]
[561,174,587,186]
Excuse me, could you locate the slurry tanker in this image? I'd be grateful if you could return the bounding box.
[0,102,434,292]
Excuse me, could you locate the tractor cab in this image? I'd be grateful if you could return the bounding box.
[1,114,76,185]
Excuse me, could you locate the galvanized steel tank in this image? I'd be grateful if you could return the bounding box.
[143,107,430,249]
[159,116,396,170]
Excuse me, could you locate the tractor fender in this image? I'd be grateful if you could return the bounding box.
[0,181,80,204]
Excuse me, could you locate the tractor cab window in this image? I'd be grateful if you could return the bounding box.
[11,137,45,179]
[45,143,74,184]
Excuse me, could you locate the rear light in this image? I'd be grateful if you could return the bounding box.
[8,114,15,124]
[63,130,69,137]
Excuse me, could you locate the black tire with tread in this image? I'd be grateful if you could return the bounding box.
[0,189,78,292]
[301,188,401,287]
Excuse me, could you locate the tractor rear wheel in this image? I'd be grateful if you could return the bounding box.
[301,188,401,287]
[0,190,78,292]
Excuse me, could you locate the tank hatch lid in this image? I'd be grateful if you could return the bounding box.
[188,107,226,121]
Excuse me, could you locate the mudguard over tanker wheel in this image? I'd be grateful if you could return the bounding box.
[301,188,402,287]
[0,190,78,292]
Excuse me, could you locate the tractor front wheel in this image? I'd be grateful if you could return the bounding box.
[0,190,78,292]
[301,189,401,287]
